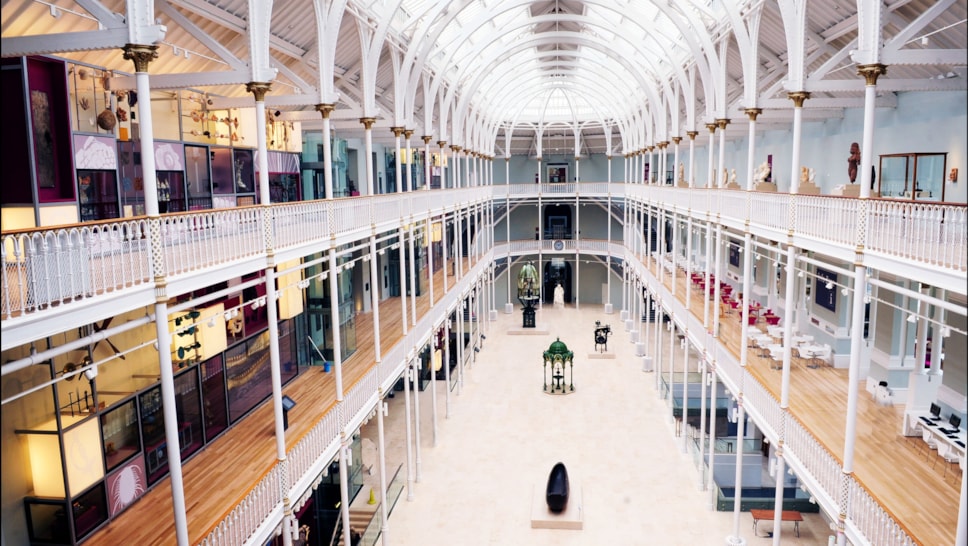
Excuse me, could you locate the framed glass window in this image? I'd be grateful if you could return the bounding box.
[185,144,212,210]
[201,356,228,442]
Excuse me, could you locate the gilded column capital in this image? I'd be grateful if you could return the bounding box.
[686,131,698,140]
[505,157,511,162]
[658,141,668,150]
[671,136,682,145]
[574,156,581,162]
[404,129,414,139]
[705,123,717,134]
[715,118,730,130]
[122,44,159,73]
[857,63,888,86]
[787,91,811,108]
[451,145,462,153]
[437,140,447,149]
[422,135,433,144]
[744,108,763,121]
[314,103,335,118]
[360,117,377,130]
[245,82,272,102]
[390,126,405,137]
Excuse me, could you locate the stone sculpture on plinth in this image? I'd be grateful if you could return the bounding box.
[517,261,540,328]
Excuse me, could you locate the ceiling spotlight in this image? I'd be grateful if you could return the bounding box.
[940,326,951,338]
[921,36,929,46]
[907,314,917,323]
[841,288,849,296]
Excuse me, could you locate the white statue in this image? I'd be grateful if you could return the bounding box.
[808,167,816,185]
[729,168,737,185]
[754,161,771,184]
[677,162,685,184]
[800,166,810,185]
[554,283,565,310]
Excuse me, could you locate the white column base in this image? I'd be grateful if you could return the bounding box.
[635,342,646,356]
[505,303,514,314]
[641,356,654,372]
[604,303,614,314]
[625,319,634,332]
[725,537,747,546]
[620,310,629,321]
[630,330,640,343]
[489,309,498,321]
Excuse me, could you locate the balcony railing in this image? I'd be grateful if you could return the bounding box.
[2,185,965,344]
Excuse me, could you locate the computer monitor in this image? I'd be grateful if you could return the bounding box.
[949,414,962,430]
[930,403,941,418]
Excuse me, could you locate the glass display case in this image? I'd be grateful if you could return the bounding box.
[100,399,140,472]
[77,170,120,222]
[201,356,228,442]
[878,153,947,201]
[185,144,212,210]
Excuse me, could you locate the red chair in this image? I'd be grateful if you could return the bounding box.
[748,315,757,326]
[765,315,781,326]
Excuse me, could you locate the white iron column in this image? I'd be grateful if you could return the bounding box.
[404,129,414,191]
[706,367,719,504]
[399,227,408,335]
[452,145,462,188]
[327,246,349,546]
[391,127,404,193]
[713,225,723,338]
[687,131,698,187]
[437,141,448,189]
[362,118,377,195]
[681,327,690,453]
[403,359,415,501]
[705,124,716,187]
[376,398,390,545]
[413,354,422,483]
[745,109,761,191]
[422,136,432,190]
[716,119,730,187]
[858,64,887,199]
[703,221,712,330]
[444,318,452,417]
[408,224,417,327]
[124,43,190,546]
[787,92,810,194]
[315,104,335,199]
[249,79,293,546]
[672,137,681,185]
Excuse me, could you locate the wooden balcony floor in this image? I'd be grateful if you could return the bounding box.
[646,255,959,546]
[86,254,477,545]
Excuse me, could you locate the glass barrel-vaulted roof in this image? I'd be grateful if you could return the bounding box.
[392,0,731,130]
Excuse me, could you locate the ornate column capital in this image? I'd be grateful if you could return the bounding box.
[687,131,699,140]
[744,107,763,121]
[574,156,581,162]
[705,123,717,134]
[857,63,888,86]
[647,146,655,153]
[245,82,272,102]
[715,118,730,130]
[505,157,511,163]
[657,141,668,150]
[360,117,377,130]
[314,103,335,118]
[787,91,811,108]
[422,135,433,144]
[671,136,682,145]
[404,129,414,139]
[390,126,405,137]
[451,145,462,153]
[122,44,159,73]
[437,140,447,149]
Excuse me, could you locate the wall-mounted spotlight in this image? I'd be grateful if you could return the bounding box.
[797,271,804,278]
[841,288,849,296]
[825,281,834,290]
[907,314,917,323]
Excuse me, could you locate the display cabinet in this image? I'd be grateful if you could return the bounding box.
[100,399,140,472]
[185,144,212,210]
[77,170,119,222]
[878,153,947,201]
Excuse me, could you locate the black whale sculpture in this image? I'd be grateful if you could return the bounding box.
[545,462,570,513]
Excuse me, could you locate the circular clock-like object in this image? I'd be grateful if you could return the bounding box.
[553,240,564,251]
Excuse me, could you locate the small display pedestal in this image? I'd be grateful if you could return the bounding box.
[531,482,583,530]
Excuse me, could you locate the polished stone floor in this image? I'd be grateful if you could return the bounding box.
[360,305,832,545]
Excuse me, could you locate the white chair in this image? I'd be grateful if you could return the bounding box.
[936,443,962,479]
[921,428,939,458]
[817,344,832,367]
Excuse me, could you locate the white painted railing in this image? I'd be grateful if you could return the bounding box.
[199,465,281,546]
[1,220,152,318]
[272,200,331,249]
[867,200,968,271]
[749,192,786,232]
[161,208,264,277]
[796,195,859,247]
[846,476,916,546]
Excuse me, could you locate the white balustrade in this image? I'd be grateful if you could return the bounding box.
[272,200,330,249]
[847,476,916,545]
[748,193,787,232]
[867,200,967,271]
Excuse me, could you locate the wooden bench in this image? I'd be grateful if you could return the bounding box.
[750,508,802,537]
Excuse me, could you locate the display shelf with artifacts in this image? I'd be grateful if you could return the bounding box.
[100,398,140,471]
